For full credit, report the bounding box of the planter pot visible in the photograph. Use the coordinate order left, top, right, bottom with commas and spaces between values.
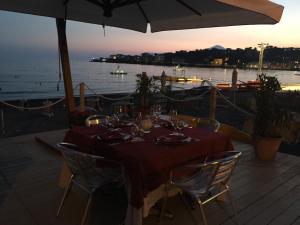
253, 136, 282, 161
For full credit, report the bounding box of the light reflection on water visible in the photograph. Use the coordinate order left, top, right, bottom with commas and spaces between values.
0, 59, 299, 100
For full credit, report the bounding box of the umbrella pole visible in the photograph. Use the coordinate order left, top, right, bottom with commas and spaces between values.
56, 18, 75, 114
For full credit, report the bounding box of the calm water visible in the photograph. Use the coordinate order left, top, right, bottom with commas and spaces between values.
0, 59, 299, 100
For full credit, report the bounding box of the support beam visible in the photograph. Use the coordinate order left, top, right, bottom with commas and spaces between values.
56, 18, 76, 113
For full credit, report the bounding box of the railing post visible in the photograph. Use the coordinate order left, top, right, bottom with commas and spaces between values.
210, 87, 217, 120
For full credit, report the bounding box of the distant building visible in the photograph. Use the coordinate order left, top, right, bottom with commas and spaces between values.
211, 58, 223, 66
172, 58, 186, 65
246, 62, 258, 69
133, 55, 141, 63
153, 54, 165, 64
109, 55, 117, 60
141, 53, 154, 64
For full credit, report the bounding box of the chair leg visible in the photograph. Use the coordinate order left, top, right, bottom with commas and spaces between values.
179, 192, 192, 212
179, 193, 198, 225
81, 194, 93, 225
227, 191, 240, 225
198, 201, 208, 225
158, 190, 169, 224
57, 174, 74, 217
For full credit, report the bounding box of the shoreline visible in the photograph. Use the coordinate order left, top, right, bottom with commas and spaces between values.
91, 61, 300, 72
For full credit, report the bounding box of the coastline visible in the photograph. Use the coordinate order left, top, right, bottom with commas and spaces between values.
91, 61, 300, 72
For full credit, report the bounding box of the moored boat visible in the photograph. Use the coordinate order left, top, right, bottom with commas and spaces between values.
216, 80, 260, 91
294, 71, 300, 76
110, 71, 127, 75
153, 75, 202, 82
110, 65, 127, 75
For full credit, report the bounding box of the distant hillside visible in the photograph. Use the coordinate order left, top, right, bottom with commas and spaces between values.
209, 45, 226, 50
92, 46, 300, 71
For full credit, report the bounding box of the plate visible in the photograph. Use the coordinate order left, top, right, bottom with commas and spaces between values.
155, 134, 191, 145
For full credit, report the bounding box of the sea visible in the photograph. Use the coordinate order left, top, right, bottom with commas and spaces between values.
0, 59, 300, 101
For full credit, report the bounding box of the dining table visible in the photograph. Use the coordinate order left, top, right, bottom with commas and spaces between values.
62, 119, 233, 225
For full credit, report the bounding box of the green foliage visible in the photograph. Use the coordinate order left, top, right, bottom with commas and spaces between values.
135, 73, 159, 107
254, 74, 291, 137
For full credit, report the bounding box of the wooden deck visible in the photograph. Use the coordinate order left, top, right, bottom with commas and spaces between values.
0, 130, 299, 225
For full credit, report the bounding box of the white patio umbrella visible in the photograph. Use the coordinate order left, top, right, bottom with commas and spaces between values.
0, 0, 284, 112
0, 2, 285, 223
0, 0, 283, 33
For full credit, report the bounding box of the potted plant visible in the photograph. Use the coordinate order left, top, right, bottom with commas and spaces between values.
253, 74, 291, 160
135, 72, 158, 115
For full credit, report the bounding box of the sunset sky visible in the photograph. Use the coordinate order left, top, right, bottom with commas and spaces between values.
0, 0, 299, 60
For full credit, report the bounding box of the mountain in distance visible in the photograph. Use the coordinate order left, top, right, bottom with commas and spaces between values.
209, 45, 226, 50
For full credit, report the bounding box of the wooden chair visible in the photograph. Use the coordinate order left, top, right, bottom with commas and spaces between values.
196, 117, 220, 132
218, 123, 252, 144
175, 115, 199, 128
175, 115, 220, 131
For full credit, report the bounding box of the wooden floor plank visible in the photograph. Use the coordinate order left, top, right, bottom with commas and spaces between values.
0, 130, 300, 225
292, 217, 300, 225
245, 185, 300, 225
222, 174, 300, 225
268, 199, 300, 225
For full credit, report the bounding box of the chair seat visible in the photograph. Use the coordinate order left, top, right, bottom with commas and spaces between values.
160, 151, 241, 225
74, 169, 123, 192
173, 169, 214, 198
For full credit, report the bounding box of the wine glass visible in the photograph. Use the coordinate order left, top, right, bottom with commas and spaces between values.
104, 115, 111, 127
136, 112, 143, 126
175, 120, 185, 131
169, 109, 178, 125
152, 104, 161, 122
111, 114, 120, 128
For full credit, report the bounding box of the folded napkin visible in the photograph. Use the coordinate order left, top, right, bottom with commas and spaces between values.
97, 131, 130, 144
155, 133, 191, 145
159, 120, 174, 129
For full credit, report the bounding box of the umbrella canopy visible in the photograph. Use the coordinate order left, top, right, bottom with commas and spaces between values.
0, 0, 283, 33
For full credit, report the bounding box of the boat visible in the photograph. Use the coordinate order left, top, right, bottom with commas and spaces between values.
216, 80, 261, 91
173, 65, 186, 76
293, 71, 300, 76
110, 71, 127, 75
110, 65, 127, 75
153, 75, 202, 83
173, 65, 185, 72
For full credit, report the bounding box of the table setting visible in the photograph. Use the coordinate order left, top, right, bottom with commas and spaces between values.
83, 109, 197, 147
63, 110, 234, 225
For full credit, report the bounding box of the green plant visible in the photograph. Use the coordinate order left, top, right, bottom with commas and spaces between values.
135, 72, 158, 107
254, 74, 291, 138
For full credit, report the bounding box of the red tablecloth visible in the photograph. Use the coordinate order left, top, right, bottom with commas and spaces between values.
64, 125, 233, 208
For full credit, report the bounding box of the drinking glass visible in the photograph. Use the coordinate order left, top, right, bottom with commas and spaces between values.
136, 112, 143, 126
169, 109, 177, 122
104, 115, 111, 127
111, 114, 120, 127
152, 104, 161, 122
176, 120, 185, 131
